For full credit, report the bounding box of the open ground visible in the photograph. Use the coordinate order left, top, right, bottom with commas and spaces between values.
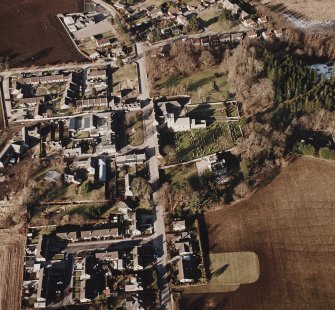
0, 233, 25, 310
181, 156, 335, 309
0, 0, 87, 68
262, 0, 335, 23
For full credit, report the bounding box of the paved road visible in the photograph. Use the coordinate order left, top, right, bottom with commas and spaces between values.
136, 42, 171, 310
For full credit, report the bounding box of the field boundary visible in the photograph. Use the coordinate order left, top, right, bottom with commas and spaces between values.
56, 14, 91, 61
0, 77, 7, 130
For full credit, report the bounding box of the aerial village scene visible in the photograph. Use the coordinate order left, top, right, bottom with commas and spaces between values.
0, 0, 335, 310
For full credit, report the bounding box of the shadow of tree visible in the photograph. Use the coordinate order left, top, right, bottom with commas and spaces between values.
211, 263, 229, 277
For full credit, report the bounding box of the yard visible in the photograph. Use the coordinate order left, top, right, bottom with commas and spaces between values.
186, 104, 226, 122
163, 163, 200, 188
198, 7, 239, 33
173, 123, 234, 163
155, 68, 230, 104
181, 156, 335, 309
112, 63, 138, 92
31, 165, 106, 203
125, 111, 145, 147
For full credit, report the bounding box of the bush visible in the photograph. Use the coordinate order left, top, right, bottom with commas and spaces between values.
319, 147, 335, 160
293, 142, 316, 156
81, 180, 92, 193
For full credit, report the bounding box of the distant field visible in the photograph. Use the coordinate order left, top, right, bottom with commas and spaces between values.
262, 0, 335, 22
0, 233, 25, 310
209, 252, 259, 286
181, 156, 335, 309
0, 0, 86, 68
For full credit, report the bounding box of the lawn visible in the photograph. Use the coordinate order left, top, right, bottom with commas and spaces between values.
128, 120, 144, 147
198, 7, 238, 33
31, 165, 105, 202
186, 103, 227, 122
181, 156, 335, 309
228, 122, 242, 141
125, 111, 145, 147
131, 0, 165, 9
74, 131, 91, 139
209, 252, 259, 285
173, 123, 234, 162
185, 102, 240, 122
155, 68, 230, 104
112, 63, 138, 92
163, 163, 200, 188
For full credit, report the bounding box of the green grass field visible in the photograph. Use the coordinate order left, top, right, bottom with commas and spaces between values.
198, 8, 238, 33
163, 163, 200, 188
186, 104, 227, 122
112, 63, 138, 91
209, 252, 260, 285
155, 68, 230, 103
174, 123, 233, 162
128, 119, 144, 146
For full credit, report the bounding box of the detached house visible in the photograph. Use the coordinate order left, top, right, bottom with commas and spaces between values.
96, 37, 111, 48
247, 30, 257, 39
262, 30, 273, 40
274, 29, 283, 38
242, 18, 256, 28
257, 16, 268, 24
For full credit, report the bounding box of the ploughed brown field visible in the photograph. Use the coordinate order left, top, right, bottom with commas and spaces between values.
181, 156, 335, 310
0, 234, 25, 310
262, 0, 335, 22
0, 0, 86, 68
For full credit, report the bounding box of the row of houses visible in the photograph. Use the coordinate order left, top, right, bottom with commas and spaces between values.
22, 224, 148, 308
170, 220, 199, 284
56, 227, 120, 241
16, 74, 72, 86
185, 27, 284, 50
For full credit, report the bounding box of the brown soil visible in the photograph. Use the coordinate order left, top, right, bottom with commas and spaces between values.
0, 0, 87, 68
263, 0, 335, 22
0, 224, 25, 310
181, 156, 335, 310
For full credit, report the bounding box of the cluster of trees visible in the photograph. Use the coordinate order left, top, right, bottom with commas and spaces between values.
147, 41, 226, 96
157, 169, 245, 216
262, 53, 335, 129
227, 41, 274, 115
256, 3, 335, 60
263, 53, 318, 103
293, 142, 335, 160
130, 177, 152, 209
231, 42, 335, 187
